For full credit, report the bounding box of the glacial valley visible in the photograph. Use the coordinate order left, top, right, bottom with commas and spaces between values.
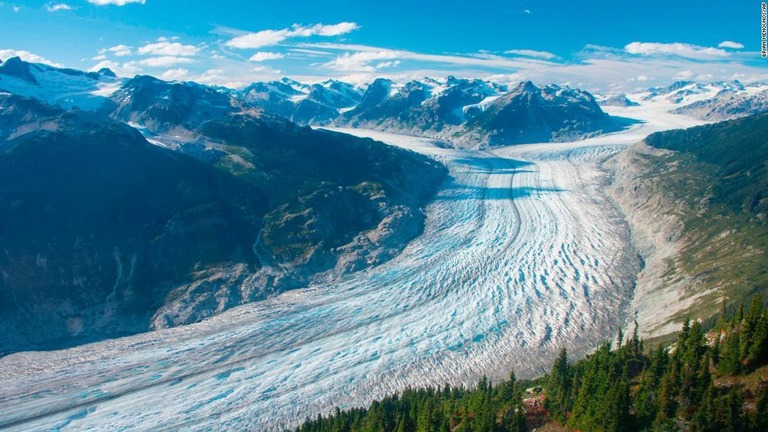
0, 102, 707, 431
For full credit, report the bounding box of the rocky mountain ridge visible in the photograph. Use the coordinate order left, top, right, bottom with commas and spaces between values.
0, 75, 446, 353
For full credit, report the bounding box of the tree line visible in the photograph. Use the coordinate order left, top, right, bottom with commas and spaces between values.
294, 296, 768, 432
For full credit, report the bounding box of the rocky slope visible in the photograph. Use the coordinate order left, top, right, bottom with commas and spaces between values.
0, 86, 446, 353
631, 79, 768, 121
1, 57, 633, 147
606, 113, 768, 338
241, 78, 362, 124
0, 93, 266, 351
0, 56, 120, 110
462, 81, 629, 146
336, 79, 629, 147
599, 94, 639, 107
672, 89, 768, 121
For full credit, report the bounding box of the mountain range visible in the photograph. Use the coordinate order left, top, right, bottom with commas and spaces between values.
1, 57, 632, 147
2, 55, 768, 353
601, 80, 768, 121
0, 58, 446, 353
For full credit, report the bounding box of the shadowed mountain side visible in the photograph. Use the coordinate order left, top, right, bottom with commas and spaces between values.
0, 93, 447, 354
0, 94, 267, 353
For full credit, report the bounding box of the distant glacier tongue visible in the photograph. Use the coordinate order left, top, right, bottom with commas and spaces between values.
0, 127, 642, 431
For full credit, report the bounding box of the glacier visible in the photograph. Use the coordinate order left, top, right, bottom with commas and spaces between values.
0, 103, 705, 431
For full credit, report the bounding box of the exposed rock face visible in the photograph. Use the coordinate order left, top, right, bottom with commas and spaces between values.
605, 142, 694, 338
241, 78, 362, 124
0, 56, 119, 110
463, 82, 627, 146
606, 113, 768, 339
109, 75, 240, 133
0, 56, 38, 85
599, 94, 639, 107
632, 79, 768, 122
336, 79, 628, 147
2, 57, 632, 148
672, 90, 768, 121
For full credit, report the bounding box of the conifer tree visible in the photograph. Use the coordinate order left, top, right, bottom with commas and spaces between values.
545, 347, 571, 421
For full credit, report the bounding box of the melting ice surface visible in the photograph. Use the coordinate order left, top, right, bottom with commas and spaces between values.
0, 105, 704, 431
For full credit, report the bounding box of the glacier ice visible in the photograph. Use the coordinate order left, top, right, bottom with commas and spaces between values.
0, 103, 705, 431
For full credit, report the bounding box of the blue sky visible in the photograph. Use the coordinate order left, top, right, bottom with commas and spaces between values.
1, 0, 765, 91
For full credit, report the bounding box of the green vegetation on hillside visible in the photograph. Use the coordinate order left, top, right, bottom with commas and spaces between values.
0, 93, 447, 353
297, 296, 768, 432
645, 113, 768, 218
639, 113, 768, 321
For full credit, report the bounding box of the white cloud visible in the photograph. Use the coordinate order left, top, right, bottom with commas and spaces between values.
375, 60, 401, 69
12, 5, 19, 12
88, 59, 119, 72
287, 48, 333, 57
313, 43, 555, 73
87, 0, 145, 5
227, 30, 286, 49
523, 9, 531, 14
673, 70, 694, 80
88, 59, 141, 76
324, 50, 399, 72
624, 42, 728, 60
46, 3, 72, 11
138, 41, 198, 56
198, 68, 224, 80
505, 49, 557, 60
718, 40, 744, 49
0, 49, 62, 67
627, 75, 652, 82
92, 54, 107, 61
193, 68, 243, 88
160, 68, 188, 80
137, 56, 194, 67
225, 22, 359, 49
297, 22, 359, 37
103, 44, 132, 57
248, 52, 284, 62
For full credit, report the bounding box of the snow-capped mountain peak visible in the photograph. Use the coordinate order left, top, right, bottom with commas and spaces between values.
0, 56, 123, 110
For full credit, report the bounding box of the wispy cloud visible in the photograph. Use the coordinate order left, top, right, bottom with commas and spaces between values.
137, 56, 195, 67
624, 42, 729, 60
87, 0, 145, 5
192, 68, 246, 88
310, 43, 556, 73
0, 49, 62, 67
102, 44, 132, 57
504, 49, 557, 60
160, 68, 189, 80
718, 40, 744, 49
673, 70, 694, 80
287, 48, 333, 57
248, 52, 284, 62
225, 22, 359, 49
138, 40, 198, 57
323, 50, 399, 72
45, 3, 72, 12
